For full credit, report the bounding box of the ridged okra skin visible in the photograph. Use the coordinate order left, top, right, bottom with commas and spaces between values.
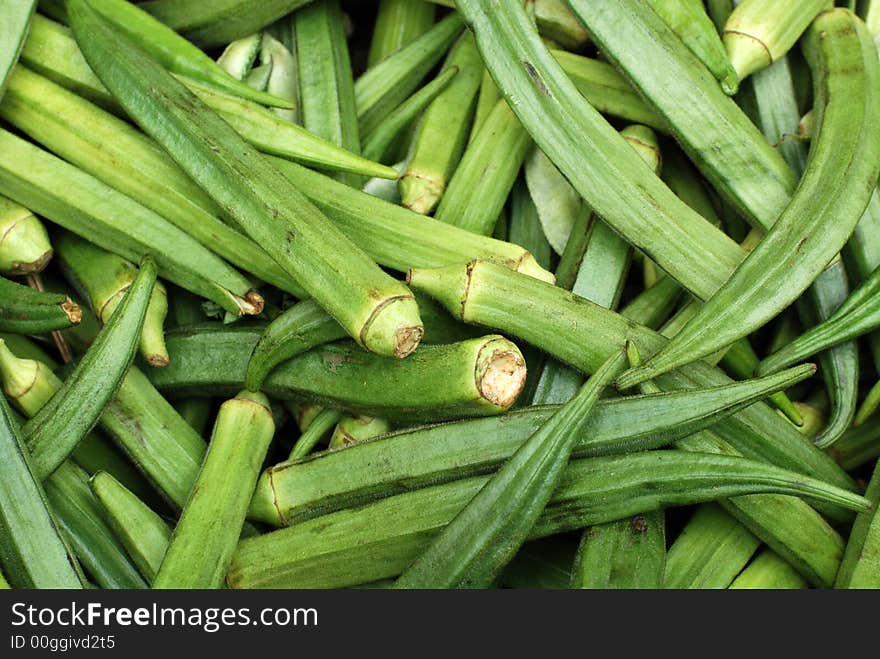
67, 0, 425, 360
153, 391, 275, 589
152, 327, 527, 424
368, 0, 435, 67
0, 276, 81, 334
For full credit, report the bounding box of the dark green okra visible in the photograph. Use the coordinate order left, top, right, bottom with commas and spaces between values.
152, 327, 527, 424
154, 391, 274, 589
23, 257, 157, 479
400, 32, 483, 215
0, 194, 52, 275
249, 363, 817, 526
0, 275, 81, 334
90, 471, 171, 583
0, 393, 81, 589
290, 408, 342, 460
294, 0, 361, 186
68, 0, 424, 359
141, 0, 313, 48
394, 351, 627, 589
229, 451, 867, 589
368, 0, 435, 67
56, 232, 169, 368
619, 11, 880, 389
729, 550, 807, 589
355, 12, 465, 137
663, 504, 760, 589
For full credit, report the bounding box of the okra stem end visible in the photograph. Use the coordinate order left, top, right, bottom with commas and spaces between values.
475, 337, 527, 409
360, 295, 424, 358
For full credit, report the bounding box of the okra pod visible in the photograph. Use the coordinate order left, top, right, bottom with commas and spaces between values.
728, 550, 807, 589
523, 149, 582, 257
664, 504, 760, 589
433, 99, 531, 235
294, 0, 361, 186
567, 0, 798, 233
329, 415, 391, 450
141, 0, 313, 48
723, 0, 832, 83
0, 195, 52, 275
368, 0, 435, 67
0, 130, 261, 317
153, 328, 527, 424
0, 394, 81, 589
394, 350, 627, 589
216, 33, 262, 81
22, 256, 156, 479
835, 458, 880, 588
0, 275, 81, 334
646, 0, 738, 94
399, 32, 483, 215
90, 471, 171, 583
265, 157, 555, 283
355, 12, 465, 138
260, 34, 298, 123
56, 233, 169, 368
0, 0, 35, 100
290, 408, 342, 460
229, 450, 867, 589
249, 363, 817, 526
361, 66, 458, 164
154, 391, 274, 589
830, 422, 880, 472
68, 0, 424, 359
618, 11, 880, 389
45, 460, 146, 589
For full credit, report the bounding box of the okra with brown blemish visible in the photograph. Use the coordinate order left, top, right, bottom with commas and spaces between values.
399, 32, 483, 215
0, 275, 81, 334
56, 232, 169, 368
248, 363, 818, 527
0, 195, 52, 275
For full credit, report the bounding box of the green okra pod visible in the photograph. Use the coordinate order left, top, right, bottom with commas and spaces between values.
329, 415, 391, 450
56, 232, 169, 368
399, 32, 483, 215
153, 328, 527, 424
433, 99, 531, 235
141, 0, 313, 48
0, 394, 81, 589
355, 12, 464, 138
0, 275, 81, 334
242, 62, 272, 91
361, 65, 458, 164
45, 460, 146, 589
216, 33, 262, 81
523, 149, 582, 257
368, 0, 435, 67
249, 363, 817, 527
0, 195, 52, 275
264, 157, 555, 283
289, 408, 342, 460
618, 10, 880, 390
22, 256, 156, 479
230, 450, 867, 589
835, 457, 880, 588
663, 504, 760, 589
260, 34, 298, 123
0, 0, 35, 101
830, 422, 880, 472
294, 0, 361, 186
154, 391, 274, 589
90, 471, 171, 583
68, 0, 424, 359
470, 69, 499, 143
571, 513, 665, 590
728, 550, 807, 589
0, 130, 262, 317
394, 350, 627, 589
61, 0, 293, 108
646, 0, 738, 94
723, 0, 832, 83
567, 0, 798, 234
620, 277, 685, 332
551, 51, 666, 131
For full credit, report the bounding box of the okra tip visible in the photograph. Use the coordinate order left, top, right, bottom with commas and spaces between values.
722, 30, 771, 83
360, 295, 424, 358
516, 254, 556, 284
61, 297, 83, 325
475, 336, 527, 410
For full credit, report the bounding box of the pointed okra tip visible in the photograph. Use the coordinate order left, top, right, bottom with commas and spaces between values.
475, 336, 527, 410
360, 295, 424, 358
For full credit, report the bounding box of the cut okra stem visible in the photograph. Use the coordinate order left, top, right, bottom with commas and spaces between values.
0, 276, 81, 334
399, 32, 483, 215
153, 391, 275, 589
56, 232, 169, 368
0, 195, 52, 275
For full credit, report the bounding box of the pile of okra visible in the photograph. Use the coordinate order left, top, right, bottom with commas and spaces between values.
1, 0, 879, 591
